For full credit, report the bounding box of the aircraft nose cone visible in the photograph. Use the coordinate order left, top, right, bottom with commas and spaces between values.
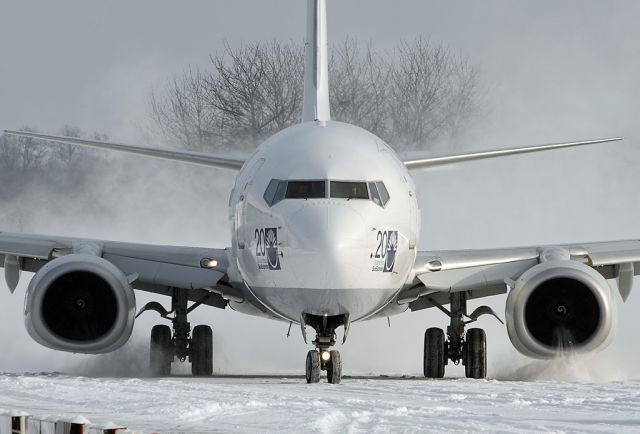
289, 202, 366, 288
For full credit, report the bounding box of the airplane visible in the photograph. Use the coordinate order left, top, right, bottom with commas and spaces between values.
0, 0, 634, 384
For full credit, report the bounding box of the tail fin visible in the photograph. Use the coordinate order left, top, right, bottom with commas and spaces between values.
302, 0, 331, 122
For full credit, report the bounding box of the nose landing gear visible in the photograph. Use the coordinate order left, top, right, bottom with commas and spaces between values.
303, 314, 345, 384
423, 293, 500, 379
305, 347, 342, 384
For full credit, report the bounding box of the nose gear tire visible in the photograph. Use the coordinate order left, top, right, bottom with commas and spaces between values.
306, 350, 321, 383
327, 350, 342, 384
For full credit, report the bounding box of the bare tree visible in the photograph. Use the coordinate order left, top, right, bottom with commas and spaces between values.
148, 41, 304, 153
205, 41, 304, 150
149, 68, 213, 151
329, 39, 390, 139
0, 127, 49, 171
147, 37, 483, 153
0, 126, 109, 199
388, 38, 481, 150
53, 125, 86, 168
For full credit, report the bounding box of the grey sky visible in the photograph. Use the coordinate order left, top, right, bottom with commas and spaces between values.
1, 1, 639, 143
1, 1, 640, 376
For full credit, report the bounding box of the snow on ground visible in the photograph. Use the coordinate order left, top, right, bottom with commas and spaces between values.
0, 373, 639, 433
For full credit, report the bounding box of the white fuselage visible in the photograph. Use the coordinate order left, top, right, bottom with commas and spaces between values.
226, 121, 420, 323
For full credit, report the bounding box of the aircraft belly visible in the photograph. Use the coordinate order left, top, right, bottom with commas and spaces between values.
249, 286, 398, 322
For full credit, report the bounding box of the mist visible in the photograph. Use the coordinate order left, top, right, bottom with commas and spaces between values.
1, 0, 640, 381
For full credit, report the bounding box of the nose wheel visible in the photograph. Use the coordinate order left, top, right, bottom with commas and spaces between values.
303, 314, 345, 384
326, 350, 342, 384
305, 349, 342, 384
305, 350, 321, 383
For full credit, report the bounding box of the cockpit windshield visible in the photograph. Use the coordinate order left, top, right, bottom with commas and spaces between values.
264, 179, 390, 207
286, 181, 326, 199
330, 181, 369, 199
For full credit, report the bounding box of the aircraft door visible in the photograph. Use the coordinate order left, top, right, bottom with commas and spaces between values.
235, 196, 246, 249
408, 190, 418, 250
235, 158, 265, 250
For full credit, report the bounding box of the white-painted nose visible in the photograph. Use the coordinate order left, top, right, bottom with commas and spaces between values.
287, 202, 367, 288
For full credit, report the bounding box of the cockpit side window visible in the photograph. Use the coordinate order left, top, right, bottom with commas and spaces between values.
263, 179, 281, 206
330, 181, 369, 199
368, 182, 382, 206
264, 179, 288, 206
274, 180, 287, 203
285, 181, 326, 199
375, 181, 390, 206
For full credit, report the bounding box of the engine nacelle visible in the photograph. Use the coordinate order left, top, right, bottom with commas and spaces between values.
506, 260, 615, 359
24, 254, 136, 354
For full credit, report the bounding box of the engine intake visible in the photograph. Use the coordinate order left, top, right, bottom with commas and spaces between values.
506, 260, 615, 358
25, 254, 136, 354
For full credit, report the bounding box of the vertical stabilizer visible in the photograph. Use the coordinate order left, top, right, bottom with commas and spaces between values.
302, 0, 330, 122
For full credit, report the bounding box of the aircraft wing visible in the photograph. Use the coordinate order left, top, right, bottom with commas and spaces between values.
2, 130, 246, 171
0, 231, 241, 309
401, 137, 622, 170
398, 239, 640, 312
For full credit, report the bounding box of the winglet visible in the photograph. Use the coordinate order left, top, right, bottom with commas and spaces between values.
302, 0, 331, 122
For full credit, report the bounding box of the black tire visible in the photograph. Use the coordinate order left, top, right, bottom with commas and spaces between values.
465, 328, 487, 379
191, 325, 213, 376
423, 327, 446, 378
150, 325, 172, 377
305, 350, 321, 383
327, 350, 342, 384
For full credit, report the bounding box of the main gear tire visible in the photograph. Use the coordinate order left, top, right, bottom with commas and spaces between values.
191, 325, 213, 376
423, 327, 446, 378
150, 324, 173, 377
464, 328, 487, 379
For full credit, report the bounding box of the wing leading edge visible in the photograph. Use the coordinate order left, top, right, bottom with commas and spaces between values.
399, 239, 640, 313
2, 130, 246, 171
0, 231, 241, 308
402, 137, 623, 170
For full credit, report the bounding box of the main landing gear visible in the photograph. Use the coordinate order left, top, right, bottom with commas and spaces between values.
303, 314, 345, 384
139, 287, 213, 377
423, 293, 501, 379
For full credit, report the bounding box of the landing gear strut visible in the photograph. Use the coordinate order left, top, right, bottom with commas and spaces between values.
423, 293, 499, 379
141, 287, 213, 377
303, 314, 345, 384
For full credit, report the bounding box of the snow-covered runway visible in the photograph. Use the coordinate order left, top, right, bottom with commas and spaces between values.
1, 373, 639, 433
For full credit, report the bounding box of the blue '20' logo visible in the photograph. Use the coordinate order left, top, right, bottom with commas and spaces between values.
374, 230, 398, 273
255, 228, 281, 270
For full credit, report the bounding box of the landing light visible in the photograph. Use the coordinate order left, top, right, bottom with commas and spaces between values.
200, 258, 218, 269
425, 260, 443, 272
321, 351, 331, 361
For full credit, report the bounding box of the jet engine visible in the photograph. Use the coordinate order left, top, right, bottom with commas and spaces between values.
505, 260, 615, 358
24, 254, 136, 354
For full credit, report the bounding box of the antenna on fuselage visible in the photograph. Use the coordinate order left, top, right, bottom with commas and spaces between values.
302, 0, 331, 123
